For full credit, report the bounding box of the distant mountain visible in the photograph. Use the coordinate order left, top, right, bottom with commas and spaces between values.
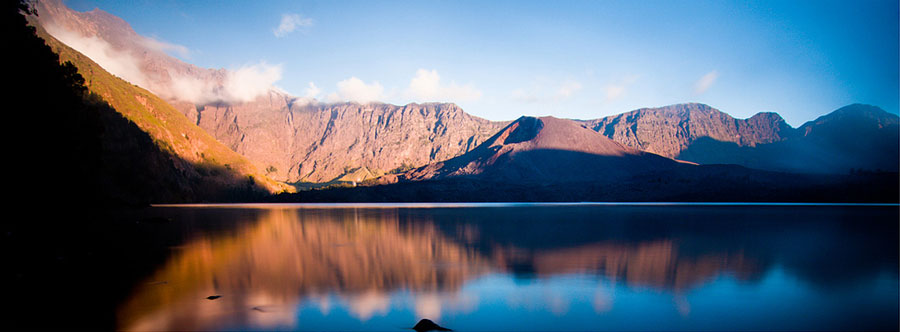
281, 115, 897, 203
585, 103, 898, 174
582, 103, 794, 160
33, 0, 897, 188
791, 104, 899, 173
35, 0, 508, 184
388, 116, 679, 183
180, 100, 506, 183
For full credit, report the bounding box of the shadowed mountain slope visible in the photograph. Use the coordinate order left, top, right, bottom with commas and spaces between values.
277, 116, 897, 203
586, 103, 898, 174
28, 14, 289, 201
582, 103, 795, 159
676, 104, 899, 173
391, 116, 680, 183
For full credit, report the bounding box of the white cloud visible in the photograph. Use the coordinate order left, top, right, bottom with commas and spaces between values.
224, 62, 283, 102
327, 77, 384, 103
139, 36, 191, 59
303, 82, 321, 99
602, 74, 640, 102
166, 61, 283, 105
45, 23, 150, 89
511, 79, 583, 103
46, 21, 284, 106
511, 88, 540, 103
555, 80, 582, 99
273, 13, 313, 37
604, 85, 626, 101
169, 73, 216, 104
405, 69, 482, 102
694, 70, 719, 95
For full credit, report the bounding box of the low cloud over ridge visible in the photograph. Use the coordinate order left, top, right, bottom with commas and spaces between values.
327, 77, 385, 103
405, 69, 481, 102
44, 22, 284, 106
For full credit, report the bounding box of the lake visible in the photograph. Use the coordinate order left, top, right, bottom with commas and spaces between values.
116, 204, 898, 331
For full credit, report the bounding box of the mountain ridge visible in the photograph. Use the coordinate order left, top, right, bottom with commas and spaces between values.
581, 103, 796, 159
176, 99, 508, 183
34, 0, 899, 187
385, 116, 679, 184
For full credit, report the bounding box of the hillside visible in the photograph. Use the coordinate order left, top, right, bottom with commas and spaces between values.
29, 18, 289, 202
278, 116, 897, 203
585, 103, 899, 174
31, 0, 898, 186
179, 100, 507, 183
389, 116, 679, 183
34, 0, 507, 184
582, 103, 794, 160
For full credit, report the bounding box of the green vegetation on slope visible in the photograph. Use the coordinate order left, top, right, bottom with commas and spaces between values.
26, 16, 291, 203
6, 1, 289, 205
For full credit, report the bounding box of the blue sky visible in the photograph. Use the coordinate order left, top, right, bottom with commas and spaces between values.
65, 0, 898, 126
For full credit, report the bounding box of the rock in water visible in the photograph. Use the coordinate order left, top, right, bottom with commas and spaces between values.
412, 319, 452, 332
206, 295, 221, 300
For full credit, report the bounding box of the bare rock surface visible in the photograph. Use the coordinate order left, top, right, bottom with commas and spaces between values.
396, 116, 679, 183
582, 103, 794, 159
181, 100, 507, 183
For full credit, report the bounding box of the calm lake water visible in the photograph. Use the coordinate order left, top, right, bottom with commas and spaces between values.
118, 204, 898, 331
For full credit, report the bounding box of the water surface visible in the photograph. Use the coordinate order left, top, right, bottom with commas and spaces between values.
119, 204, 898, 331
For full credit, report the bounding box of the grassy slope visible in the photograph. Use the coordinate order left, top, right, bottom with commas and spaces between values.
32, 23, 290, 195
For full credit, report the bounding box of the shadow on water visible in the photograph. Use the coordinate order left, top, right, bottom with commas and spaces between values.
109, 205, 897, 331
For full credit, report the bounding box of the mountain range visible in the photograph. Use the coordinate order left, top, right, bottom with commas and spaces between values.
23, 0, 900, 203
387, 116, 680, 183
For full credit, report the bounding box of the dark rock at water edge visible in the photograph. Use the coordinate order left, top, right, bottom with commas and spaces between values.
413, 318, 452, 332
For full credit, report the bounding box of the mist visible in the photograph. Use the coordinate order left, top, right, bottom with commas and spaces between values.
43, 23, 282, 106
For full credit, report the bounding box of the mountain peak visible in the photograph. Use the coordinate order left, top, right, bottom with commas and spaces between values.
800, 104, 898, 137
398, 116, 676, 183
819, 104, 897, 122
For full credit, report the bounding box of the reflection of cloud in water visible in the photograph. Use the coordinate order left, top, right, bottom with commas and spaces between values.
674, 295, 691, 317
118, 208, 763, 330
315, 295, 332, 315
347, 291, 390, 321
413, 292, 480, 321
545, 290, 570, 316
593, 286, 613, 313
119, 209, 493, 330
416, 294, 442, 320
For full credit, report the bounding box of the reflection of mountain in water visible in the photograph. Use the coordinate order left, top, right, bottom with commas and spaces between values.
120, 206, 897, 330
513, 241, 759, 291
120, 209, 492, 330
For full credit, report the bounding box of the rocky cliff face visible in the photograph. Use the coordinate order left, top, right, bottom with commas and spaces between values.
583, 103, 795, 160
393, 116, 680, 183
584, 103, 898, 174
175, 99, 507, 183
37, 0, 507, 184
